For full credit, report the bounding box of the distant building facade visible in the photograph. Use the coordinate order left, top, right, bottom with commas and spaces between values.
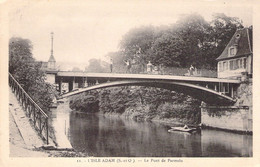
37, 55, 57, 71
48, 54, 56, 69
217, 27, 253, 79
35, 54, 58, 84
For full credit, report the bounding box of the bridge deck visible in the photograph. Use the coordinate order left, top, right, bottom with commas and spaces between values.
57, 71, 240, 84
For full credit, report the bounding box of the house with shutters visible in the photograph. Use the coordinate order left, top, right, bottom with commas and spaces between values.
216, 27, 253, 79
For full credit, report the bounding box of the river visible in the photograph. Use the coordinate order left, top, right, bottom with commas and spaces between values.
51, 101, 252, 157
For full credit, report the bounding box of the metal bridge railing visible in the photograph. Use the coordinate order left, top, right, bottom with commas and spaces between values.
9, 73, 49, 144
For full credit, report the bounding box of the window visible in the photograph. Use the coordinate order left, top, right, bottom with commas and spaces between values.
218, 62, 222, 72
239, 59, 243, 69
243, 58, 247, 69
230, 48, 235, 55
235, 59, 239, 69
229, 60, 233, 70
229, 47, 237, 57
223, 61, 227, 71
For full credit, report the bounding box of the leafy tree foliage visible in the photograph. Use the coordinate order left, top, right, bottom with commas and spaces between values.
69, 91, 99, 112
119, 13, 244, 70
72, 67, 83, 72
120, 26, 155, 72
85, 58, 109, 73
9, 38, 34, 74
120, 26, 155, 58
70, 86, 201, 124
150, 33, 183, 67
9, 37, 57, 111
173, 14, 210, 67
206, 13, 244, 68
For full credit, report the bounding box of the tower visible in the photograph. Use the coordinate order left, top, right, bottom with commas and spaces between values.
48, 32, 56, 69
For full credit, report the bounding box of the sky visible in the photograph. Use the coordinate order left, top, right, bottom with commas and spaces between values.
8, 0, 253, 68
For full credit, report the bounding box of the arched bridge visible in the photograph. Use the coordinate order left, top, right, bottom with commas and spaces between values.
61, 80, 236, 105
49, 72, 241, 106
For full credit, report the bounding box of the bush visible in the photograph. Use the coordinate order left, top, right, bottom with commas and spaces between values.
69, 91, 99, 112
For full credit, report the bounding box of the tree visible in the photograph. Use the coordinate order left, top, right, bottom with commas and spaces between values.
206, 13, 244, 68
9, 37, 34, 74
150, 33, 183, 67
173, 13, 211, 67
72, 67, 82, 72
119, 13, 245, 71
85, 58, 109, 73
120, 26, 156, 72
9, 37, 57, 111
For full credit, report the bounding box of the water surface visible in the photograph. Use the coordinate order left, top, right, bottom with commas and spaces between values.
53, 102, 252, 157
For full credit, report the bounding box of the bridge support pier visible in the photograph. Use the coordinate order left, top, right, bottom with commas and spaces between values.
59, 78, 63, 94
201, 104, 252, 133
78, 77, 85, 88
69, 81, 73, 92
83, 77, 88, 87
69, 77, 76, 92
231, 85, 234, 98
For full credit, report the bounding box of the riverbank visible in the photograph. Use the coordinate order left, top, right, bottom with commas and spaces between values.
9, 88, 86, 157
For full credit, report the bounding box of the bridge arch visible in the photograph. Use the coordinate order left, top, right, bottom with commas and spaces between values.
61, 80, 235, 105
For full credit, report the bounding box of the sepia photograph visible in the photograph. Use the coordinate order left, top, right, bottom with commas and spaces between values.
1, 0, 259, 166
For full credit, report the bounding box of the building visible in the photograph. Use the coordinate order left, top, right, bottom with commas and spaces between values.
216, 27, 253, 79
48, 54, 56, 69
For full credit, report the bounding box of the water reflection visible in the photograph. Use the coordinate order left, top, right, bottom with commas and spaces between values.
201, 129, 252, 157
65, 112, 252, 157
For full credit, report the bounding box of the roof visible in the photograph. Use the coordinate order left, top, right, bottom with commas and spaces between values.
48, 54, 56, 62
216, 28, 253, 61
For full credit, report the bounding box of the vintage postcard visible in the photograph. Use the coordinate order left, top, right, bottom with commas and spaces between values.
0, 0, 260, 166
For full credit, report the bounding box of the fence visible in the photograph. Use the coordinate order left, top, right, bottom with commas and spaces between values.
101, 63, 217, 77
9, 73, 49, 144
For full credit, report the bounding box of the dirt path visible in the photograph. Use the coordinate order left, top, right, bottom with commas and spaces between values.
9, 87, 50, 157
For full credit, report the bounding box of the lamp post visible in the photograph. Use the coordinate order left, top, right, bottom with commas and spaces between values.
51, 32, 54, 58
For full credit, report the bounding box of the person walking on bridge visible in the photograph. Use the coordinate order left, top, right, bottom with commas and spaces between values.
189, 65, 195, 76
124, 60, 131, 73
110, 58, 113, 73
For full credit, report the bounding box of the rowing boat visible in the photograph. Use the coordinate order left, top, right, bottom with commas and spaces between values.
168, 127, 196, 133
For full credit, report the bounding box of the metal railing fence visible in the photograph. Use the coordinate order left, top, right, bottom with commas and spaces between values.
9, 73, 49, 144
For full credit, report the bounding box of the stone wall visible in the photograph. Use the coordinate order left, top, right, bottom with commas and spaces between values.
235, 81, 252, 107
201, 106, 252, 132
201, 81, 252, 132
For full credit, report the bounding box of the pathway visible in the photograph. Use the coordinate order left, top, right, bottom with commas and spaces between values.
9, 88, 49, 157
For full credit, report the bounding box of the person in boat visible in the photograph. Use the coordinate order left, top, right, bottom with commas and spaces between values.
183, 124, 189, 129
